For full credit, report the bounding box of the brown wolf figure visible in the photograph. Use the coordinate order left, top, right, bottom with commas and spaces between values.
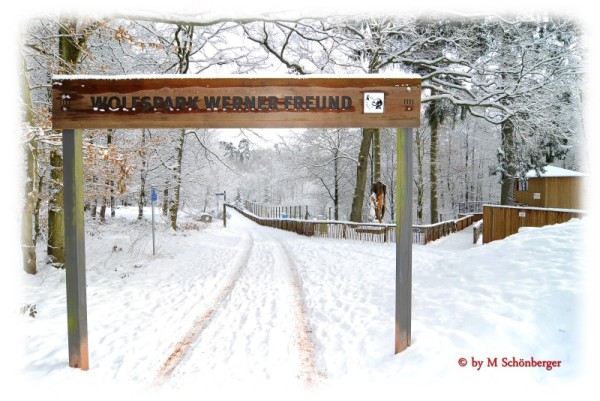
371, 181, 387, 223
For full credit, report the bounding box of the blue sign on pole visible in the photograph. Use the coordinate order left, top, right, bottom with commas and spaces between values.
151, 187, 158, 202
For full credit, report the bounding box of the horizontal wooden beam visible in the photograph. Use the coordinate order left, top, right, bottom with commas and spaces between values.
52, 75, 421, 129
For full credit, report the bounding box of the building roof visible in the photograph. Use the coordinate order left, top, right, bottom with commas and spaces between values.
526, 165, 587, 178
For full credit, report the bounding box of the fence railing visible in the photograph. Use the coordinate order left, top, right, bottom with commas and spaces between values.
243, 200, 311, 220
458, 201, 500, 215
412, 215, 474, 244
228, 203, 474, 245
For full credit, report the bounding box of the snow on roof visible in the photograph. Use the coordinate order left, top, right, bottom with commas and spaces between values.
526, 165, 587, 178
486, 204, 587, 214
52, 72, 422, 81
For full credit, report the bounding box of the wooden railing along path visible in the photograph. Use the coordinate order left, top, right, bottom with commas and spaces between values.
458, 201, 500, 215
227, 203, 474, 245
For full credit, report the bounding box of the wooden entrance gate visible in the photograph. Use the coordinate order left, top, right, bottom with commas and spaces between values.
52, 75, 421, 369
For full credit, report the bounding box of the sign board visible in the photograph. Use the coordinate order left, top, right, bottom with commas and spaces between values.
52, 75, 421, 129
519, 211, 526, 218
151, 187, 158, 202
215, 192, 225, 196
533, 192, 541, 200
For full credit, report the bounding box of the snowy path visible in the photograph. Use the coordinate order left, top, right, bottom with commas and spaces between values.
426, 222, 479, 251
152, 231, 254, 385
17, 208, 588, 398
155, 210, 320, 390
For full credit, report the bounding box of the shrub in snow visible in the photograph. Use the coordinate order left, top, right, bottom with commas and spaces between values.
20, 303, 37, 318
178, 222, 207, 231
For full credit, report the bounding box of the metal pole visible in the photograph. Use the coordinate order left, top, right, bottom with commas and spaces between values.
395, 127, 413, 354
222, 191, 227, 227
62, 129, 89, 370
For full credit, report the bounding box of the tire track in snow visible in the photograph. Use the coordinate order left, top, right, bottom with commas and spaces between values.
152, 232, 254, 387
269, 234, 325, 386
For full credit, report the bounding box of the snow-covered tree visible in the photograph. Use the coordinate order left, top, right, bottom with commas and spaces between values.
284, 129, 360, 220
19, 13, 585, 277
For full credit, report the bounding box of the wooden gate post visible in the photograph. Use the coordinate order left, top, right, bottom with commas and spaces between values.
62, 129, 89, 370
395, 127, 413, 354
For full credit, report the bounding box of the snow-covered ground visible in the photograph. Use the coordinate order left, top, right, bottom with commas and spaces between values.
9, 208, 595, 400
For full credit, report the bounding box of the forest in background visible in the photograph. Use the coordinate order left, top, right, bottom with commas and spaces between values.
19, 13, 586, 274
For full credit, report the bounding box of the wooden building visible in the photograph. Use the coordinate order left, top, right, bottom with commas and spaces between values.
515, 165, 587, 210
480, 166, 587, 243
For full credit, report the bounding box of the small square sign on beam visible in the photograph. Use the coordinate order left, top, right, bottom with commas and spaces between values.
364, 92, 385, 113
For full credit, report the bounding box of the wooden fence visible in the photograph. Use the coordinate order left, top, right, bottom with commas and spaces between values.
482, 204, 586, 244
411, 216, 474, 244
458, 201, 500, 214
244, 201, 310, 220
228, 204, 474, 245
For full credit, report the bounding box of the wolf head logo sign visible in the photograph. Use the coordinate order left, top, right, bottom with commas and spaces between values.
364, 93, 384, 113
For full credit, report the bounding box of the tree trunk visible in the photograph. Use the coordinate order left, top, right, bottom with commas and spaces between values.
91, 195, 97, 218
48, 148, 65, 264
350, 128, 375, 222
465, 130, 470, 203
47, 18, 85, 265
446, 128, 455, 214
169, 129, 186, 230
415, 129, 425, 224
138, 129, 148, 220
22, 143, 38, 275
162, 182, 169, 216
472, 148, 478, 201
477, 159, 484, 201
35, 169, 43, 240
99, 198, 107, 222
333, 147, 339, 220
167, 25, 194, 229
90, 174, 97, 218
138, 181, 146, 219
386, 131, 396, 223
21, 58, 38, 274
429, 101, 439, 223
107, 130, 115, 218
203, 187, 210, 213
373, 128, 381, 182
110, 181, 116, 217
500, 119, 517, 205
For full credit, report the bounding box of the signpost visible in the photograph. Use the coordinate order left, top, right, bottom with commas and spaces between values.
216, 191, 226, 227
52, 75, 421, 370
62, 128, 88, 370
